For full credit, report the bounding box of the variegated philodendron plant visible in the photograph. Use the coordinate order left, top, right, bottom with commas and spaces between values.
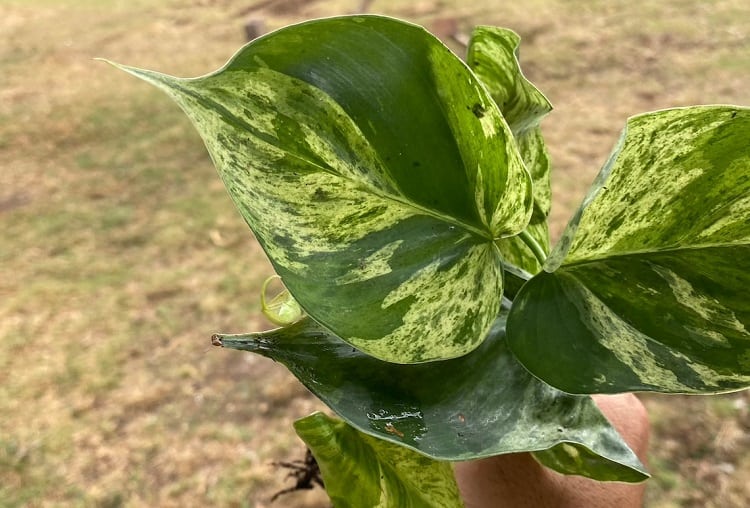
107, 15, 750, 507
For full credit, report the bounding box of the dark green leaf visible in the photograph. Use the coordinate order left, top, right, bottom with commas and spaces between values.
468, 26, 553, 274
508, 106, 750, 394
215, 311, 648, 482
107, 15, 534, 364
295, 412, 464, 508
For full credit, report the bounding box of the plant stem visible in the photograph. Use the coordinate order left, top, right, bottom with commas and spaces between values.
517, 229, 547, 266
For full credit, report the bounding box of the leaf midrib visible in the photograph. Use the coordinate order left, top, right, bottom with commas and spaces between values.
558, 240, 749, 270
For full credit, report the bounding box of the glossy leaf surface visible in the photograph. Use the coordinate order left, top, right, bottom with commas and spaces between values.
468, 26, 553, 274
295, 412, 464, 508
110, 15, 533, 363
215, 312, 648, 482
508, 106, 750, 394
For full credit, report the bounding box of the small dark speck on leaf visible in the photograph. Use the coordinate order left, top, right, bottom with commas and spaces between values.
731, 111, 738, 118
412, 160, 421, 167
472, 103, 486, 118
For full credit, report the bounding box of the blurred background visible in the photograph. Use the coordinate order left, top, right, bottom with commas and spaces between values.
1, 0, 749, 506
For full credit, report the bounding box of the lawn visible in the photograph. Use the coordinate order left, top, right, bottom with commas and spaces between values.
1, 0, 748, 506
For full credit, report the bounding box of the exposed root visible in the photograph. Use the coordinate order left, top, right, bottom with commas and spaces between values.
270, 448, 324, 503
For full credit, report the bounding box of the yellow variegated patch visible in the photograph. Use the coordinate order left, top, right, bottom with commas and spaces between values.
295, 413, 465, 508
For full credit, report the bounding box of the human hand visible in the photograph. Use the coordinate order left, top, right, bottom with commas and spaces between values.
454, 394, 650, 508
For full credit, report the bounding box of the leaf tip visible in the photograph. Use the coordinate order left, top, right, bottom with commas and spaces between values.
96, 58, 179, 92
94, 57, 135, 73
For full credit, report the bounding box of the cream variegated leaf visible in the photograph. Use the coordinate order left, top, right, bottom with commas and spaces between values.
508, 106, 750, 394
109, 15, 534, 363
295, 413, 465, 508
467, 27, 553, 275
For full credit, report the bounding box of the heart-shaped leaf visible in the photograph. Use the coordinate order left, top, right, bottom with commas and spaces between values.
468, 26, 553, 275
108, 15, 533, 364
295, 412, 464, 508
508, 106, 750, 394
214, 310, 648, 482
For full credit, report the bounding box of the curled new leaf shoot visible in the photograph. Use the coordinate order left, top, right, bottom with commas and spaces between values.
261, 275, 304, 326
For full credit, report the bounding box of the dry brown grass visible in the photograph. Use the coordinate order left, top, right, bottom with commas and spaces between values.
1, 0, 748, 506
